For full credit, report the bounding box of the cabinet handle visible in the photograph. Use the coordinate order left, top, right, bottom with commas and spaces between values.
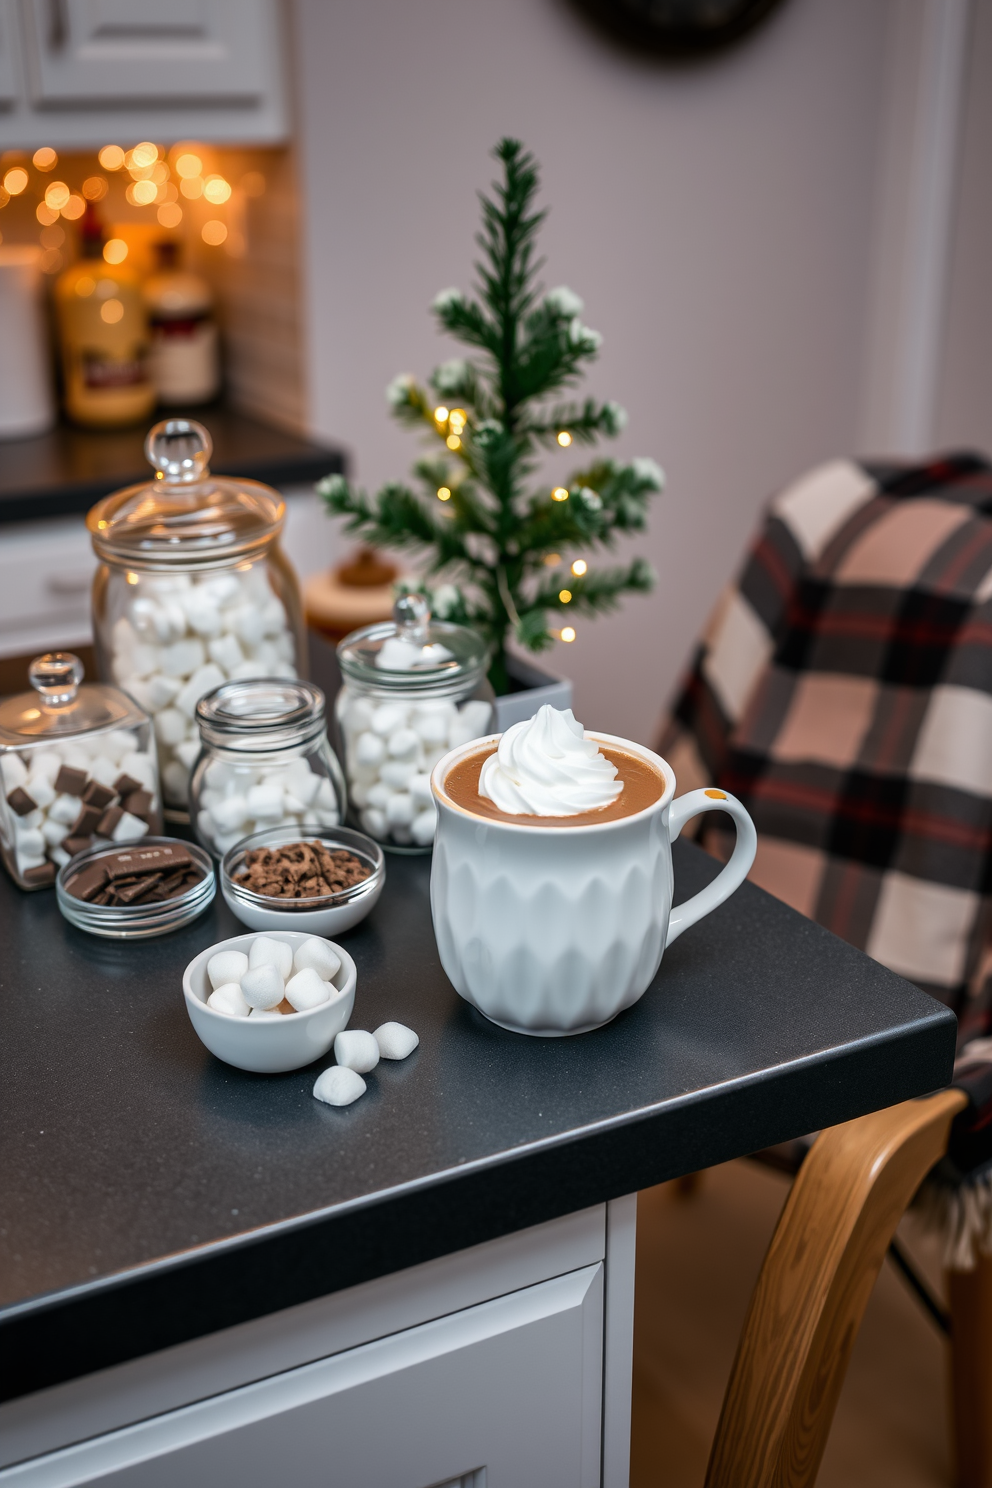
48, 0, 67, 51
45, 573, 91, 597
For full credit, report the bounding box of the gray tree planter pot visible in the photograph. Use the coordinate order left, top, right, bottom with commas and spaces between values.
491, 654, 572, 732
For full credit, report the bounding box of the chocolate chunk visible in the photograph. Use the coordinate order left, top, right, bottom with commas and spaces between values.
122, 789, 153, 820
82, 780, 117, 810
22, 861, 57, 887
104, 843, 191, 880
112, 773, 141, 799
54, 765, 88, 796
95, 805, 123, 837
65, 861, 109, 901
73, 804, 103, 837
63, 835, 94, 857
6, 786, 37, 817
116, 873, 162, 904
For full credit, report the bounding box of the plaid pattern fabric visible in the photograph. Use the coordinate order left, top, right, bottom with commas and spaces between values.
660, 453, 992, 1043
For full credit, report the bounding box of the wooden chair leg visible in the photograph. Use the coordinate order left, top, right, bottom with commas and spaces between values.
948, 1250, 992, 1488
705, 1088, 967, 1488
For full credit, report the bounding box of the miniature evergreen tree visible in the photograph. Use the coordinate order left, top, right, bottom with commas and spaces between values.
318, 138, 663, 696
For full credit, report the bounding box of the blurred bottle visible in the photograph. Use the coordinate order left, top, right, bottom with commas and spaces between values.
144, 241, 220, 405
54, 206, 155, 428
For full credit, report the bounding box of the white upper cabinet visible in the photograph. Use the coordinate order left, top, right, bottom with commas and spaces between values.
0, 0, 287, 146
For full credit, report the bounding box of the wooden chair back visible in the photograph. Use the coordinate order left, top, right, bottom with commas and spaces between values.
705, 1087, 967, 1488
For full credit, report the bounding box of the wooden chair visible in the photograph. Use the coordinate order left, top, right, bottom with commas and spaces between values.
677, 1088, 968, 1488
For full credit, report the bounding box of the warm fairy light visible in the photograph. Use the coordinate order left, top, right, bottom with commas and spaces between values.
44, 181, 70, 211
437, 486, 452, 501
446, 434, 461, 451
175, 152, 202, 179
201, 219, 228, 246
161, 181, 179, 203
3, 167, 28, 195
552, 486, 569, 502
241, 171, 266, 197
126, 571, 139, 584
571, 559, 587, 576
32, 147, 57, 172
543, 552, 561, 566
157, 202, 183, 229
558, 589, 572, 603
0, 190, 8, 209
203, 175, 232, 204
40, 224, 64, 248
179, 176, 203, 199
100, 298, 124, 324
61, 194, 84, 220
103, 238, 128, 264
74, 275, 95, 297
39, 248, 62, 274
98, 145, 125, 171
557, 431, 572, 447
560, 627, 576, 643
36, 202, 59, 225
434, 405, 449, 424
131, 141, 159, 169
82, 176, 108, 201
130, 178, 158, 205
449, 408, 467, 431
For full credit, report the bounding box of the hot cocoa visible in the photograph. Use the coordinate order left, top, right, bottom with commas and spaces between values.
442, 743, 665, 827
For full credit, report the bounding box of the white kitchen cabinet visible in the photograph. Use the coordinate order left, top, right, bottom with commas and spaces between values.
0, 0, 287, 148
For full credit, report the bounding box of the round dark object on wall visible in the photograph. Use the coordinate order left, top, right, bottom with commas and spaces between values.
571, 0, 787, 56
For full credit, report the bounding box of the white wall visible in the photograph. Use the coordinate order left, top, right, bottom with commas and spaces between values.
294, 0, 896, 742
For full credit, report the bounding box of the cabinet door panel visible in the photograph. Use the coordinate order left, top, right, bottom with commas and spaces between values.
23, 0, 272, 103
7, 1266, 604, 1488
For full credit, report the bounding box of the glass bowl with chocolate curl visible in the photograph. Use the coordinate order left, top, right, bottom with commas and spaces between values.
56, 838, 215, 938
220, 825, 385, 935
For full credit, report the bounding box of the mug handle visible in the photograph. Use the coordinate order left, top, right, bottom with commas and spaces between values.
665, 789, 757, 948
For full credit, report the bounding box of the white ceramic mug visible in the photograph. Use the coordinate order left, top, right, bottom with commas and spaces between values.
430, 732, 757, 1036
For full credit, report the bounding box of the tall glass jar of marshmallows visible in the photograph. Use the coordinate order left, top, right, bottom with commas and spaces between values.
335, 595, 494, 851
87, 418, 306, 819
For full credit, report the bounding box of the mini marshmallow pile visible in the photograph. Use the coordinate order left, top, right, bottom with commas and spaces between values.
109, 566, 297, 808
339, 694, 491, 846
313, 1021, 419, 1107
1, 730, 157, 883
195, 756, 339, 857
206, 934, 341, 1017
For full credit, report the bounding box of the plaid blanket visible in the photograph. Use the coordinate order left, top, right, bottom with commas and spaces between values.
660, 452, 992, 1044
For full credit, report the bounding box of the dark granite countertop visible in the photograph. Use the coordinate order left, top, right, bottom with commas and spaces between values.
0, 842, 955, 1401
0, 403, 346, 523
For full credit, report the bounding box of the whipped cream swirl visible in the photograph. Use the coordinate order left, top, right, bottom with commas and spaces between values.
478, 705, 623, 816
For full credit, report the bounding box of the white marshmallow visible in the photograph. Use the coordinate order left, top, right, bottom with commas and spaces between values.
27, 778, 56, 811
228, 605, 265, 647
155, 708, 187, 747
229, 659, 268, 681
240, 963, 284, 1010
87, 755, 120, 789
160, 637, 206, 678
143, 674, 182, 710
213, 827, 246, 854
128, 643, 161, 680
413, 711, 450, 745
200, 572, 241, 607
60, 745, 91, 772
361, 807, 387, 839
411, 806, 437, 846
250, 1008, 283, 1021
373, 1022, 419, 1060
175, 739, 201, 769
409, 773, 433, 806
210, 794, 249, 832
203, 758, 238, 792
208, 982, 251, 1017
15, 828, 45, 856
119, 751, 156, 789
50, 844, 71, 868
333, 1029, 379, 1073
112, 812, 149, 843
17, 851, 46, 873
182, 594, 224, 638
15, 808, 42, 830
387, 727, 419, 760
41, 817, 70, 846
293, 937, 341, 981
457, 699, 494, 735
1, 753, 28, 790
365, 781, 391, 809
385, 792, 415, 828
175, 663, 226, 718
49, 792, 83, 826
313, 1066, 366, 1106
285, 967, 331, 1011
27, 750, 62, 784
379, 759, 415, 789
371, 703, 408, 737
162, 760, 190, 804
207, 950, 249, 989
208, 632, 244, 672
248, 935, 294, 980
355, 731, 386, 767
343, 697, 375, 733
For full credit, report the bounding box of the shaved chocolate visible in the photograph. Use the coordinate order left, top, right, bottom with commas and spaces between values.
122, 789, 153, 820
63, 835, 93, 857
54, 765, 89, 796
82, 780, 117, 810
233, 840, 371, 900
6, 786, 37, 817
73, 804, 103, 837
112, 773, 141, 799
96, 805, 123, 837
22, 861, 57, 887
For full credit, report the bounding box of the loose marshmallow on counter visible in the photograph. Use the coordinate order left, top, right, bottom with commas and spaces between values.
313, 1066, 366, 1107
333, 1029, 379, 1074
373, 1022, 419, 1060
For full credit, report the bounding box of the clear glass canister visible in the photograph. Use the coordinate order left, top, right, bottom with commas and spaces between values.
87, 418, 306, 820
190, 678, 346, 859
0, 653, 162, 890
335, 595, 494, 852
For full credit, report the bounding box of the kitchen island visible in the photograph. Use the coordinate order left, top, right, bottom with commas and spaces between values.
0, 843, 955, 1485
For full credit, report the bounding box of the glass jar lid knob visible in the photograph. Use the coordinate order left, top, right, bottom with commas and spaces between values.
29, 652, 84, 709
145, 418, 213, 485
393, 590, 431, 642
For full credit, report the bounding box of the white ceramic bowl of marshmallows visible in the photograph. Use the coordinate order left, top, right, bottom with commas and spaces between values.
183, 930, 355, 1073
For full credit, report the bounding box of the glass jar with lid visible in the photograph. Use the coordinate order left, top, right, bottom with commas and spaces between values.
335, 595, 494, 852
0, 652, 162, 890
87, 418, 306, 820
189, 678, 346, 859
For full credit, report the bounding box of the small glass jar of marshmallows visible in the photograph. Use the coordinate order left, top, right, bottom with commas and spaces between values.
190, 677, 346, 858
335, 594, 493, 852
0, 652, 162, 890
87, 418, 306, 820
